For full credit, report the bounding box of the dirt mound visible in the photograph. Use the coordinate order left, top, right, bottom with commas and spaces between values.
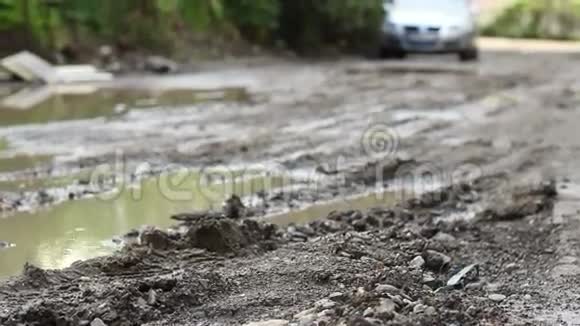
0, 178, 562, 325
5, 270, 230, 326
137, 215, 280, 255
187, 219, 246, 253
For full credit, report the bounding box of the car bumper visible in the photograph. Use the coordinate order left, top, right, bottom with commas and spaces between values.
382, 32, 475, 53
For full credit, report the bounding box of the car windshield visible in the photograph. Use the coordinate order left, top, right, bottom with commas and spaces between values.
392, 0, 467, 11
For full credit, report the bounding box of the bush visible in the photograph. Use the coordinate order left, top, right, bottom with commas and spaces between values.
223, 0, 280, 43
483, 0, 580, 40
0, 0, 386, 56
278, 0, 385, 54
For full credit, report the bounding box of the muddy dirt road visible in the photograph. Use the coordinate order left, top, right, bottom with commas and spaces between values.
1, 50, 580, 325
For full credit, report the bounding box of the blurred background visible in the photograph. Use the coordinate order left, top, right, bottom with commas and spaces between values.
0, 0, 577, 63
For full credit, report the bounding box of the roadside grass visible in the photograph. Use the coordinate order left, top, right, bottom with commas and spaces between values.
482, 0, 580, 41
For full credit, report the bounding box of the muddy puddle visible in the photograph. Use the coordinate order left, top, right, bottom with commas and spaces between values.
267, 189, 415, 226
0, 172, 83, 192
0, 138, 7, 151
0, 154, 53, 174
0, 169, 287, 278
0, 85, 249, 126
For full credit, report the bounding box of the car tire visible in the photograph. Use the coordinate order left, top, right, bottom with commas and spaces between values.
458, 47, 479, 62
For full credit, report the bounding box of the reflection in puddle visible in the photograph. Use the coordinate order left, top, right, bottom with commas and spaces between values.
0, 138, 7, 151
267, 176, 447, 226
0, 172, 84, 192
0, 154, 53, 173
0, 86, 250, 126
0, 170, 288, 278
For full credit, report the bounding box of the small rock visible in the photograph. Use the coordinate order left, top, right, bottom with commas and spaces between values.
328, 292, 346, 302
0, 240, 14, 249
409, 256, 425, 269
375, 284, 400, 295
447, 264, 479, 287
315, 298, 336, 310
422, 272, 442, 289
504, 263, 519, 272
424, 306, 436, 315
224, 194, 246, 219
318, 309, 336, 318
136, 297, 147, 307
375, 298, 396, 320
465, 282, 483, 290
294, 308, 315, 319
413, 303, 428, 314
363, 307, 374, 317
147, 289, 157, 305
422, 250, 451, 272
485, 283, 502, 292
90, 318, 107, 326
363, 318, 383, 326
288, 229, 308, 242
144, 56, 178, 74
388, 294, 404, 306
432, 232, 458, 245
294, 308, 316, 325
352, 219, 368, 232
488, 294, 507, 302
124, 229, 140, 238
466, 305, 478, 316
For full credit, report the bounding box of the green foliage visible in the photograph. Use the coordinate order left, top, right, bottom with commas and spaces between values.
223, 0, 280, 42
0, 0, 18, 29
278, 0, 385, 53
179, 0, 226, 30
0, 0, 385, 55
483, 0, 580, 40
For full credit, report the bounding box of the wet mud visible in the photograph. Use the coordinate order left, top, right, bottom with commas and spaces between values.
1, 52, 580, 324
0, 177, 560, 325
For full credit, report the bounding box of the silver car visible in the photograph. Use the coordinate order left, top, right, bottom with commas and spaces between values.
381, 0, 478, 61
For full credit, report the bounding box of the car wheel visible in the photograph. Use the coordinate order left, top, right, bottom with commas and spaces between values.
458, 47, 479, 62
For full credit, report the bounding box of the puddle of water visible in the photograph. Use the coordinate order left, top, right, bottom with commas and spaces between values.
267, 190, 401, 226
0, 154, 53, 173
0, 170, 288, 279
0, 86, 249, 126
0, 173, 83, 192
0, 138, 7, 152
